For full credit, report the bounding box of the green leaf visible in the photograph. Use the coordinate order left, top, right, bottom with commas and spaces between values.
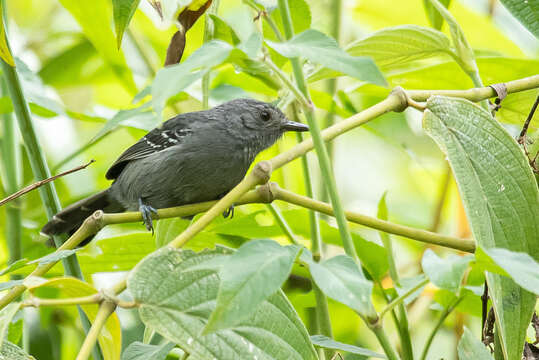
0, 341, 34, 360
423, 96, 539, 360
475, 247, 539, 295
28, 249, 80, 265
203, 240, 301, 333
266, 29, 387, 86
346, 25, 453, 69
376, 192, 395, 282
128, 247, 318, 360
121, 341, 176, 360
309, 255, 376, 318
0, 259, 30, 276
499, 0, 539, 39
423, 0, 451, 30
0, 280, 23, 292
209, 14, 240, 45
0, 303, 20, 349
154, 217, 191, 248
457, 327, 493, 360
421, 249, 472, 292
58, 0, 136, 92
112, 0, 141, 48
27, 278, 122, 360
425, 0, 476, 73
152, 40, 233, 115
0, 3, 14, 67
310, 335, 386, 358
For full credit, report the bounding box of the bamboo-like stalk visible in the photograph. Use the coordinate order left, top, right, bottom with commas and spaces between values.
0, 76, 22, 276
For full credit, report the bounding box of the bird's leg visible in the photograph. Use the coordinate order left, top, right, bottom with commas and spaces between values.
139, 198, 158, 234
222, 204, 235, 219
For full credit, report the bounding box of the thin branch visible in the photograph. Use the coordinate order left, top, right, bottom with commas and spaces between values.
266, 203, 300, 245
518, 94, 539, 143
75, 301, 116, 360
0, 160, 95, 207
379, 278, 429, 320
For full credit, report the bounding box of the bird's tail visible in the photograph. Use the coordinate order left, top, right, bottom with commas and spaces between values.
41, 189, 124, 246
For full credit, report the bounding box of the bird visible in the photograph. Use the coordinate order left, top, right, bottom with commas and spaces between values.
41, 98, 309, 245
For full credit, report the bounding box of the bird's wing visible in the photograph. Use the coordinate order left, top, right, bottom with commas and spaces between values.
105, 115, 193, 180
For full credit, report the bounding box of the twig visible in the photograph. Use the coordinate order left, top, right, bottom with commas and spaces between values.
75, 301, 116, 360
378, 278, 429, 320
518, 94, 539, 143
0, 160, 95, 207
481, 281, 489, 342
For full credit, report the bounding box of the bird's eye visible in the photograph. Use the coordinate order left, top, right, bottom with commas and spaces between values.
261, 110, 271, 122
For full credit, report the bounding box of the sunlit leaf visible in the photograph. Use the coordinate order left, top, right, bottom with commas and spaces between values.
203, 240, 301, 333
421, 249, 472, 292
128, 247, 318, 360
457, 327, 493, 360
499, 0, 539, 39
28, 249, 79, 265
112, 0, 142, 48
267, 29, 386, 86
308, 255, 376, 318
423, 96, 539, 360
0, 303, 20, 349
121, 341, 176, 360
27, 278, 122, 360
475, 247, 539, 295
310, 335, 386, 358
0, 259, 30, 276
0, 341, 33, 360
0, 3, 14, 66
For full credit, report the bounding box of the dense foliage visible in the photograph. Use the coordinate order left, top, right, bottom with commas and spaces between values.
0, 0, 538, 360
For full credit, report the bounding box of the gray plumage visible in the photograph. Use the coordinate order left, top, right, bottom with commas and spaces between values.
41, 98, 308, 244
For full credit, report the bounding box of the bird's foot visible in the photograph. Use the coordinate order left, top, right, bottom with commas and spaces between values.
139, 198, 158, 234
222, 204, 235, 219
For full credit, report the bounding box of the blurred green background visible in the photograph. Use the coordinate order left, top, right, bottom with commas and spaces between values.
0, 0, 537, 358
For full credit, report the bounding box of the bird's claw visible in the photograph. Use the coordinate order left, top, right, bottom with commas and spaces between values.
139, 199, 158, 234
222, 204, 235, 219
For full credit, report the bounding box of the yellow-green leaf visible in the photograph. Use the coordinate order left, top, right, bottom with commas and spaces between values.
0, 4, 14, 67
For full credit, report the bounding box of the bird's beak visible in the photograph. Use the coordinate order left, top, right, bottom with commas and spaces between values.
281, 120, 309, 132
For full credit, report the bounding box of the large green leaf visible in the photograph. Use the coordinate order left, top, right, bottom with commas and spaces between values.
127, 247, 318, 360
308, 255, 376, 319
27, 278, 122, 360
499, 0, 539, 39
266, 29, 386, 86
457, 327, 493, 360
423, 96, 539, 360
112, 0, 141, 48
204, 240, 301, 333
421, 249, 472, 293
0, 341, 34, 360
346, 25, 453, 69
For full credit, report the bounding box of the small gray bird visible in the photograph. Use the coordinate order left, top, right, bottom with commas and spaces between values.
41, 98, 308, 244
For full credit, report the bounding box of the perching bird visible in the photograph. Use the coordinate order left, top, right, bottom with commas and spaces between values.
41, 98, 308, 244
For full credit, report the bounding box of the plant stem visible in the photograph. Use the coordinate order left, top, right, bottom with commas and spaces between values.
379, 278, 429, 319
277, 0, 359, 267
75, 301, 116, 360
23, 294, 101, 307
419, 297, 463, 360
0, 76, 22, 277
266, 203, 299, 245
377, 197, 413, 360
274, 184, 475, 252
201, 0, 219, 109
370, 324, 401, 360
430, 164, 451, 232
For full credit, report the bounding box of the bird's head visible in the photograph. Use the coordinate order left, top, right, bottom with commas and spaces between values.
221, 98, 308, 139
